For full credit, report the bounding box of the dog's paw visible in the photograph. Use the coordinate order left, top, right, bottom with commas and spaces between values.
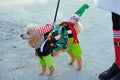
39, 72, 46, 75
68, 60, 75, 65
47, 73, 53, 76
68, 62, 73, 65
76, 67, 82, 71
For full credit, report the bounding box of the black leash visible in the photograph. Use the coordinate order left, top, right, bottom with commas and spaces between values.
53, 0, 60, 23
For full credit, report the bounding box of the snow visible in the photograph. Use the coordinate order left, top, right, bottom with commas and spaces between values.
0, 0, 114, 80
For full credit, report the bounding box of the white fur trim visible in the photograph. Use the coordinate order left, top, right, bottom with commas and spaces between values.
40, 39, 48, 52
67, 30, 72, 34
68, 19, 76, 23
55, 35, 61, 40
72, 14, 80, 20
113, 30, 120, 38
69, 14, 80, 23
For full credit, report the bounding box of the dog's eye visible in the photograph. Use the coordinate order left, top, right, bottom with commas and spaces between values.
27, 32, 30, 35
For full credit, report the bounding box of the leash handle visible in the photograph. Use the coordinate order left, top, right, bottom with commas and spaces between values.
53, 0, 60, 23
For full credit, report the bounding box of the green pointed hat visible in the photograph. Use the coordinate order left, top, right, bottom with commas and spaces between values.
75, 3, 89, 17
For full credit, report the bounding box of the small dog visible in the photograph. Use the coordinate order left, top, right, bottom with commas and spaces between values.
21, 23, 64, 76
20, 3, 89, 76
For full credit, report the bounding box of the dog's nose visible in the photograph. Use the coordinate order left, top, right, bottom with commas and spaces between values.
20, 34, 23, 37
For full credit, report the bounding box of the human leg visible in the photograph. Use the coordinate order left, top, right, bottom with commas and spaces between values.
99, 12, 120, 80
112, 12, 120, 68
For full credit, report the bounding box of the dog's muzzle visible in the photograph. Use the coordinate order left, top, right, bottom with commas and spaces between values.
20, 33, 31, 39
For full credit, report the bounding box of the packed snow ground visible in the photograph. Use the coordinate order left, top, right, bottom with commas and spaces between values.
0, 0, 114, 80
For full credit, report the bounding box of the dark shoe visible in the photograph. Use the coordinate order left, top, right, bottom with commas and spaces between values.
111, 72, 120, 80
99, 63, 120, 80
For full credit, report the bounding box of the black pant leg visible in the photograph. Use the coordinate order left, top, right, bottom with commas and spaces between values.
112, 12, 120, 30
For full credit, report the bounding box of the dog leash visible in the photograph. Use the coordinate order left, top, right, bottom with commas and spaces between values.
53, 0, 61, 24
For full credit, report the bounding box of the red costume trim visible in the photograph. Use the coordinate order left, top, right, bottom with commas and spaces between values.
59, 21, 79, 43
113, 29, 120, 68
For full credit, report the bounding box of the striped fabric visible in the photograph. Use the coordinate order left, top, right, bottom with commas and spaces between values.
113, 30, 120, 39
38, 24, 53, 35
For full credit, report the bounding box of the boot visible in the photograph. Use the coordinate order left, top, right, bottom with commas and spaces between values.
111, 72, 120, 80
99, 63, 120, 80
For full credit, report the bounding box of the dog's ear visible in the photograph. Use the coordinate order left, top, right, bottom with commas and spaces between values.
28, 36, 37, 47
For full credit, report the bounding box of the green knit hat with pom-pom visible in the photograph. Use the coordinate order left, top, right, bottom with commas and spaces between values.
75, 3, 89, 17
